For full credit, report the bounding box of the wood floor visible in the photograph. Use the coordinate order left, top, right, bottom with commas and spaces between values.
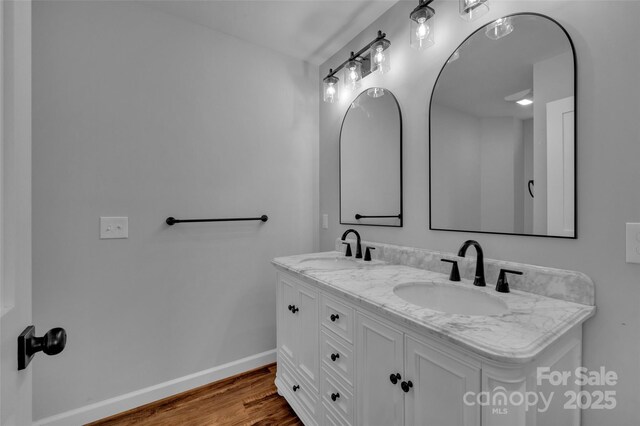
88, 363, 301, 426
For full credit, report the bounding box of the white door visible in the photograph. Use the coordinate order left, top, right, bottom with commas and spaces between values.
404, 335, 481, 426
546, 96, 575, 236
1, 1, 33, 424
356, 313, 404, 426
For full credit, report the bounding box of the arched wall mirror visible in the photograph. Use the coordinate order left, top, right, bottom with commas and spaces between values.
429, 14, 576, 238
341, 87, 402, 227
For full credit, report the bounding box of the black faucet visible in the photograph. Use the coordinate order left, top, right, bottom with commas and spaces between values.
341, 229, 362, 259
457, 240, 486, 287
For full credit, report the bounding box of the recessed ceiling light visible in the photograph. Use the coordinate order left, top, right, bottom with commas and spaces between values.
516, 98, 533, 106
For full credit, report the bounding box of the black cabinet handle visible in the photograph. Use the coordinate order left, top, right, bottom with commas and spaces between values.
389, 373, 401, 385
292, 385, 300, 392
330, 314, 339, 322
401, 380, 413, 393
331, 392, 340, 401
330, 353, 340, 362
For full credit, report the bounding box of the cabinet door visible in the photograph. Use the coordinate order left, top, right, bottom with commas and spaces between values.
278, 274, 298, 366
356, 313, 404, 426
404, 335, 480, 426
297, 284, 319, 390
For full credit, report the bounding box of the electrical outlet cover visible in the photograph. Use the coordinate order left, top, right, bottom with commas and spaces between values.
100, 217, 128, 239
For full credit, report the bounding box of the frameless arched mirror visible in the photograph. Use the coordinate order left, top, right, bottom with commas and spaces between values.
430, 14, 575, 238
341, 88, 402, 227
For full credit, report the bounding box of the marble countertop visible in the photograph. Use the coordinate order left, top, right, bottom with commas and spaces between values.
273, 251, 596, 364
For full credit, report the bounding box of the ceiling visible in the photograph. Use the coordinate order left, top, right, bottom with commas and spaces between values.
145, 0, 398, 66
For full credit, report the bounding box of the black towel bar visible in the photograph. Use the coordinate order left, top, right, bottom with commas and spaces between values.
355, 214, 402, 220
166, 215, 268, 226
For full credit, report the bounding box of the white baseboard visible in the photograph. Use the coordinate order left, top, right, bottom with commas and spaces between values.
34, 349, 277, 426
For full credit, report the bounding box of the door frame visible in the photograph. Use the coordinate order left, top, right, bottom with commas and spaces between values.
0, 0, 33, 423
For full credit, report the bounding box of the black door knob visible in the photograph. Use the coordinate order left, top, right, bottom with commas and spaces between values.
331, 392, 340, 401
330, 353, 340, 362
389, 373, 401, 385
18, 326, 67, 370
292, 385, 300, 392
401, 380, 413, 393
330, 314, 339, 322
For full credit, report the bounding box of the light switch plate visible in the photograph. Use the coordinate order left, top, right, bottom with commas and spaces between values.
626, 223, 640, 263
322, 214, 329, 229
100, 217, 128, 239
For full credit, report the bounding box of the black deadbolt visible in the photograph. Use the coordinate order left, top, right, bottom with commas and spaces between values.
18, 326, 67, 370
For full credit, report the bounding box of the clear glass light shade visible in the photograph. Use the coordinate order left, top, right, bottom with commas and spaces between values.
410, 6, 435, 50
343, 59, 362, 91
367, 87, 385, 98
485, 17, 514, 40
459, 0, 489, 22
370, 41, 391, 74
323, 75, 339, 103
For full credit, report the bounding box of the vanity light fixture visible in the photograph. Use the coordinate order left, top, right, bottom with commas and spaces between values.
322, 30, 391, 103
410, 0, 435, 50
459, 0, 489, 21
323, 72, 339, 103
485, 17, 514, 40
370, 38, 391, 74
343, 53, 363, 91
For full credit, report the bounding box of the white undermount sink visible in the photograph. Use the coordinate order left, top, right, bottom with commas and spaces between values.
298, 256, 365, 270
393, 281, 509, 316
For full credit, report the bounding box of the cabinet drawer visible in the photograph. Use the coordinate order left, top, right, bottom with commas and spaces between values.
278, 361, 319, 422
321, 369, 354, 425
322, 402, 351, 426
321, 330, 354, 387
321, 294, 354, 343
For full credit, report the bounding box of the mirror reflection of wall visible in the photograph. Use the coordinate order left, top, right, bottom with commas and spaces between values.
430, 14, 575, 238
341, 88, 402, 227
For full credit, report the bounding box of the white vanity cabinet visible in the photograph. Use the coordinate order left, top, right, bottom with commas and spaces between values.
356, 312, 481, 426
276, 272, 320, 425
275, 269, 584, 426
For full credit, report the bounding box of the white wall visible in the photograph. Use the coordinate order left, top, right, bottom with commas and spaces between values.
480, 116, 521, 233
430, 104, 481, 230
32, 0, 318, 420
319, 2, 640, 425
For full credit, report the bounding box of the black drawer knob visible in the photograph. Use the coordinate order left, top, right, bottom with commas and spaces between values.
331, 392, 340, 401
389, 373, 401, 385
330, 314, 339, 322
401, 380, 413, 393
290, 305, 299, 313
330, 353, 340, 362
287, 305, 293, 311
292, 384, 300, 392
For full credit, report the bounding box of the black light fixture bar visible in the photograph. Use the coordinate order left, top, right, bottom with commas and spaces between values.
166, 215, 268, 226
324, 30, 389, 80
